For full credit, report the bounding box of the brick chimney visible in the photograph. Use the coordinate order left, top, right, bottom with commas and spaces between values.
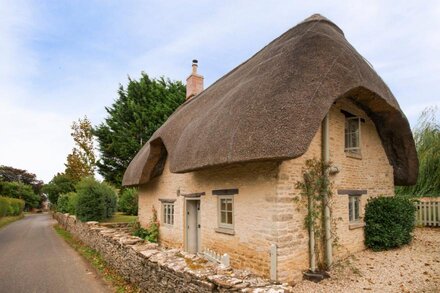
186, 59, 204, 100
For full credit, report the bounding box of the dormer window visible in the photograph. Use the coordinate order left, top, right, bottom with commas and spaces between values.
345, 116, 361, 155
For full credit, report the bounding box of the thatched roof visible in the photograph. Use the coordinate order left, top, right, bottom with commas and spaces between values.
123, 14, 418, 187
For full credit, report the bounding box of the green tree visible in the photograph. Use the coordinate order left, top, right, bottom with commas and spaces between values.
94, 73, 185, 186
65, 116, 96, 181
42, 173, 76, 205
0, 165, 43, 194
396, 107, 440, 196
0, 181, 40, 209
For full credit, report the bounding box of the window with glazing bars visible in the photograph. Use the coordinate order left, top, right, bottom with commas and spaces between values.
345, 117, 361, 154
348, 195, 361, 222
218, 196, 233, 229
162, 202, 174, 225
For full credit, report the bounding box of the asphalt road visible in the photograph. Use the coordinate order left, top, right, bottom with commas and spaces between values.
0, 213, 109, 293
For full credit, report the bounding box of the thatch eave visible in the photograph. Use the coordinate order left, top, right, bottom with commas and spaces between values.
122, 14, 418, 187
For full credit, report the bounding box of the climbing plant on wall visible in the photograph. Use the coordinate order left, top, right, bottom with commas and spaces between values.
295, 158, 337, 271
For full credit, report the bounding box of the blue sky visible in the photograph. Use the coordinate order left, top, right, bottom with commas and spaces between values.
1, 1, 439, 182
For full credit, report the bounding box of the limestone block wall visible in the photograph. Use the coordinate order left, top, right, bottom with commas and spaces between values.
53, 213, 292, 292
329, 99, 394, 256
274, 98, 395, 280
139, 161, 281, 278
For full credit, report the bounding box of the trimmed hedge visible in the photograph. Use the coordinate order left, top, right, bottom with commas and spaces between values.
75, 178, 117, 222
0, 196, 25, 217
364, 196, 416, 251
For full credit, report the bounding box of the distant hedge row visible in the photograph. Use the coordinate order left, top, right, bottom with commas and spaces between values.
0, 196, 25, 217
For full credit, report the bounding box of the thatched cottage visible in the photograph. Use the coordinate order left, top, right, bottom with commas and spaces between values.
123, 14, 418, 282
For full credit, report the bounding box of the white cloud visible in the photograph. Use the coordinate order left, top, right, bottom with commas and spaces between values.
0, 98, 72, 182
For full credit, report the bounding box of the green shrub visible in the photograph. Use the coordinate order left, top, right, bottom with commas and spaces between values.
0, 182, 40, 210
131, 207, 159, 243
118, 188, 138, 215
364, 196, 416, 251
131, 222, 149, 239
66, 192, 78, 215
57, 194, 70, 213
0, 196, 25, 217
75, 178, 117, 222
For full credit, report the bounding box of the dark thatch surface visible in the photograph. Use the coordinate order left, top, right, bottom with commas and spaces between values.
123, 14, 418, 187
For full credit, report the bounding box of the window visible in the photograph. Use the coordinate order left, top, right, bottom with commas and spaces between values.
218, 196, 233, 229
162, 202, 174, 225
345, 117, 361, 154
348, 195, 361, 222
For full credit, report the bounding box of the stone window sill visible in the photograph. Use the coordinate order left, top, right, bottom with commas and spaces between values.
349, 222, 365, 230
215, 227, 235, 235
345, 151, 362, 160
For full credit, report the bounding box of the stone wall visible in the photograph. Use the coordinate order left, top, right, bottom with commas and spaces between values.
54, 213, 292, 292
274, 97, 395, 280
138, 161, 280, 278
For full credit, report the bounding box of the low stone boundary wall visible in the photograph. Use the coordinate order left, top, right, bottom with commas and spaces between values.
54, 213, 292, 292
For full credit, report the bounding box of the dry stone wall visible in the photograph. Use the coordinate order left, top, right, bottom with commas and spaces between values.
54, 213, 293, 292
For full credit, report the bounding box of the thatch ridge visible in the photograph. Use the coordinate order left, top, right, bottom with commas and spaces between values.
123, 14, 418, 187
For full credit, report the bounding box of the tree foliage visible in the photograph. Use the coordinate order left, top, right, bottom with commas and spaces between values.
396, 107, 440, 196
65, 116, 96, 181
0, 165, 43, 194
75, 177, 117, 222
118, 188, 138, 215
0, 181, 40, 209
94, 73, 185, 186
57, 193, 70, 213
42, 173, 76, 205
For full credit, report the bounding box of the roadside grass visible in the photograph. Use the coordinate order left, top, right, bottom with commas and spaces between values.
101, 212, 137, 223
0, 215, 24, 230
53, 224, 139, 293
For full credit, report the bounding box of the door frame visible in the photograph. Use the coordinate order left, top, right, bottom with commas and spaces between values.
184, 198, 201, 253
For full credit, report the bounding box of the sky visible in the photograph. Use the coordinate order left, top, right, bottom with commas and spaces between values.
1, 1, 439, 183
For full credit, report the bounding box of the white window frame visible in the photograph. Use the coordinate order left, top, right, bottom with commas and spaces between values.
218, 195, 234, 230
162, 202, 175, 226
348, 195, 361, 223
345, 117, 361, 154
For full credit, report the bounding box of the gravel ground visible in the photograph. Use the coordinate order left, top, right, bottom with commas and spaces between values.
292, 228, 440, 293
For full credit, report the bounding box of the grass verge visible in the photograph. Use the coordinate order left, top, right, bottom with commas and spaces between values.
0, 214, 24, 230
101, 212, 138, 223
53, 224, 139, 293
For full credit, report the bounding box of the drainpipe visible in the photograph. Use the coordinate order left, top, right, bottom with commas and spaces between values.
322, 114, 333, 268
308, 181, 316, 273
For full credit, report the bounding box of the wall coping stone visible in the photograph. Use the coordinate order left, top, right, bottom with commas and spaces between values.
54, 212, 293, 292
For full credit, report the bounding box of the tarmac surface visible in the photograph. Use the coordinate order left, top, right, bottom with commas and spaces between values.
0, 213, 109, 293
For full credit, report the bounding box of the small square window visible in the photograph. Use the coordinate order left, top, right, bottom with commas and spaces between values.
345, 117, 361, 154
348, 195, 361, 222
162, 202, 174, 225
218, 196, 233, 229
